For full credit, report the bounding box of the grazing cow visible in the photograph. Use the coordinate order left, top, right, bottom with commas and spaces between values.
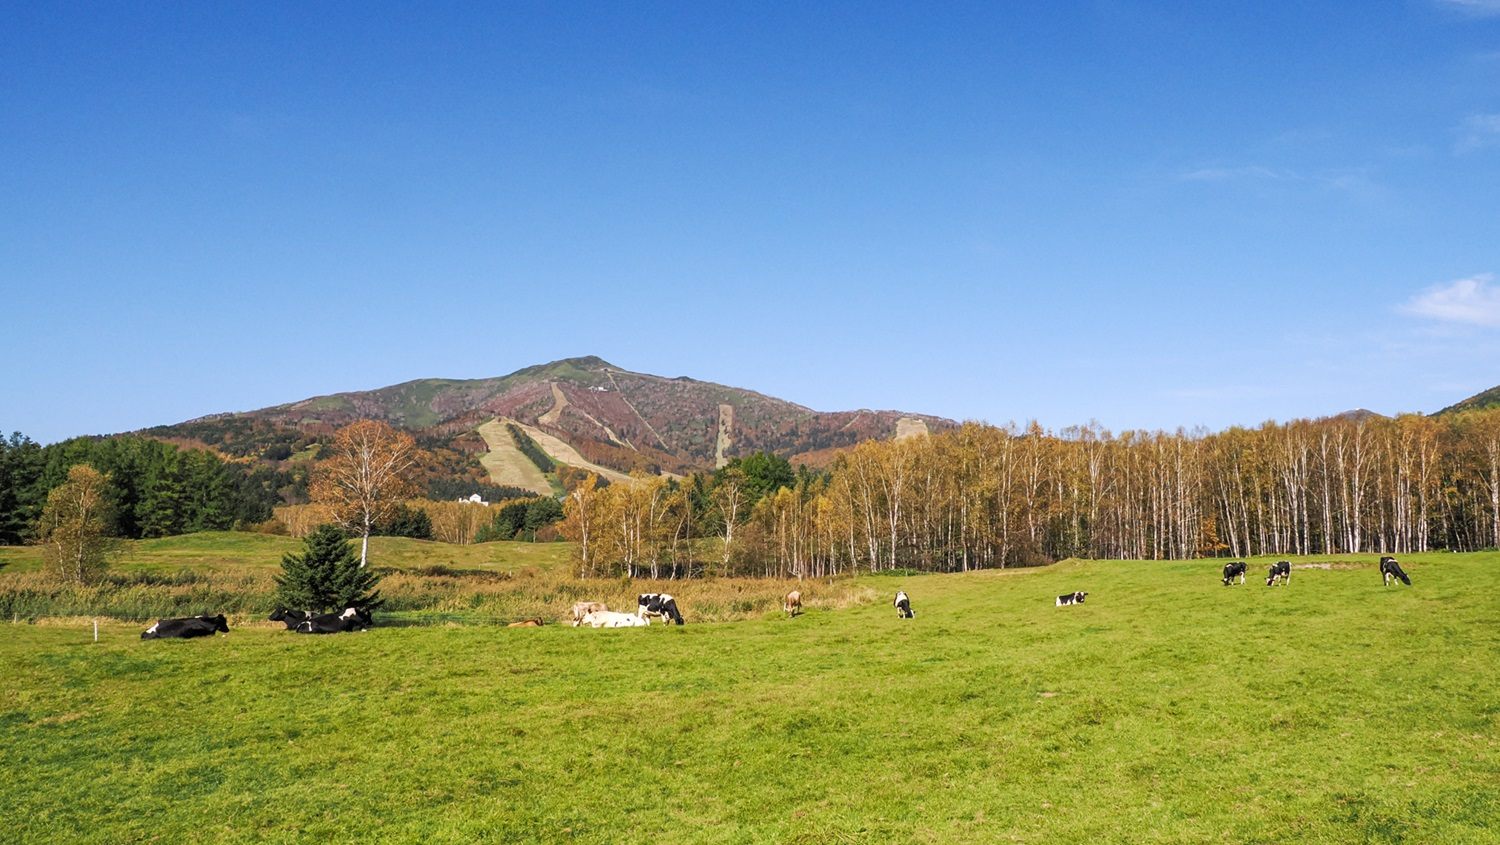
1379, 556, 1412, 586
580, 610, 649, 628
1056, 591, 1087, 607
893, 590, 915, 619
1266, 561, 1292, 587
507, 618, 544, 628
294, 606, 373, 634
784, 590, 802, 618
571, 601, 608, 627
1222, 561, 1248, 586
141, 614, 229, 640
268, 608, 311, 630
637, 593, 685, 625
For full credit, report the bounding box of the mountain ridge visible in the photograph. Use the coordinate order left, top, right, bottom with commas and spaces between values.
154, 356, 956, 479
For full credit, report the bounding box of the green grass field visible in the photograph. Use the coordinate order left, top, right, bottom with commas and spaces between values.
3, 553, 1497, 843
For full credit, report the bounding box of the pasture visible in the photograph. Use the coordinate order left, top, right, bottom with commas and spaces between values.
0, 531, 573, 573
3, 552, 1497, 843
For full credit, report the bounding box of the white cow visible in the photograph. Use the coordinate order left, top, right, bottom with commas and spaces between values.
570, 601, 609, 626
580, 610, 649, 628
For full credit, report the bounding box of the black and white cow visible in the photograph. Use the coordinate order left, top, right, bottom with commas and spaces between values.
294, 606, 373, 634
1056, 591, 1087, 606
1266, 560, 1291, 587
893, 590, 915, 619
1379, 556, 1411, 587
141, 614, 229, 639
636, 593, 684, 625
268, 608, 311, 630
1222, 561, 1247, 586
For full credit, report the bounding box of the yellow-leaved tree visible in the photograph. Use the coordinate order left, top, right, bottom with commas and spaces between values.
310, 420, 419, 568
39, 463, 117, 584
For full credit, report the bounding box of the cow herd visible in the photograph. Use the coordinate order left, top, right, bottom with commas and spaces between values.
136, 556, 1417, 641
568, 593, 685, 628
140, 606, 374, 639
1220, 556, 1412, 588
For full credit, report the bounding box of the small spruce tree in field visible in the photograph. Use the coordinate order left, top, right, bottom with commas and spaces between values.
275, 524, 383, 612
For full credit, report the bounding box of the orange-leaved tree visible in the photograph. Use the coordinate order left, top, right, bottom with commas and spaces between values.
309, 420, 419, 568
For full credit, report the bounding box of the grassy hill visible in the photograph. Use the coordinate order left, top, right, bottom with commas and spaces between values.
3, 552, 1495, 843
0, 531, 572, 573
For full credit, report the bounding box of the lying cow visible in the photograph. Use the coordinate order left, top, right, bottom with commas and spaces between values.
894, 590, 915, 619
268, 608, 311, 630
507, 618, 544, 628
1222, 561, 1247, 586
1379, 556, 1412, 586
1056, 591, 1087, 607
580, 610, 648, 628
637, 593, 684, 625
571, 601, 608, 627
295, 606, 373, 634
784, 590, 802, 618
1266, 561, 1291, 587
141, 614, 229, 640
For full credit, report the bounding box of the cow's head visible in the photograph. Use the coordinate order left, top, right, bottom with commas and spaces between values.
206, 614, 229, 633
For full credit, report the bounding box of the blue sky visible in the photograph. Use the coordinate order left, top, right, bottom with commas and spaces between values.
4, 1, 1499, 444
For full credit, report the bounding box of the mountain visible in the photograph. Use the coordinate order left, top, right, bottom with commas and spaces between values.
1327, 408, 1386, 423
1435, 384, 1500, 416
148, 356, 955, 492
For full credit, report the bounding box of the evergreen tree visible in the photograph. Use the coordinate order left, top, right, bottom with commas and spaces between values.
0, 432, 46, 544
522, 497, 565, 536
138, 449, 186, 537
274, 524, 384, 612
377, 503, 433, 539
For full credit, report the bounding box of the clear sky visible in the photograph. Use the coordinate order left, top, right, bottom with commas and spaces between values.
4, 1, 1499, 444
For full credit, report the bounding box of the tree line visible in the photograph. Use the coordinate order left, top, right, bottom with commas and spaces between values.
559, 410, 1500, 579
0, 432, 286, 544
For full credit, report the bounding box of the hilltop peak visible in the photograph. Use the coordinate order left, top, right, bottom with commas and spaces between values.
1329, 408, 1385, 423
511, 355, 617, 378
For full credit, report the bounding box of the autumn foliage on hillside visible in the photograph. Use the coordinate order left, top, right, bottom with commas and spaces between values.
557, 410, 1500, 580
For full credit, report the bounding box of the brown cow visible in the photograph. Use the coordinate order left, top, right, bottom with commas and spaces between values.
784, 590, 802, 618
507, 618, 544, 628
570, 601, 608, 626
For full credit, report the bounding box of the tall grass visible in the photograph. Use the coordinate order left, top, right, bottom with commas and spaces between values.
0, 564, 876, 625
